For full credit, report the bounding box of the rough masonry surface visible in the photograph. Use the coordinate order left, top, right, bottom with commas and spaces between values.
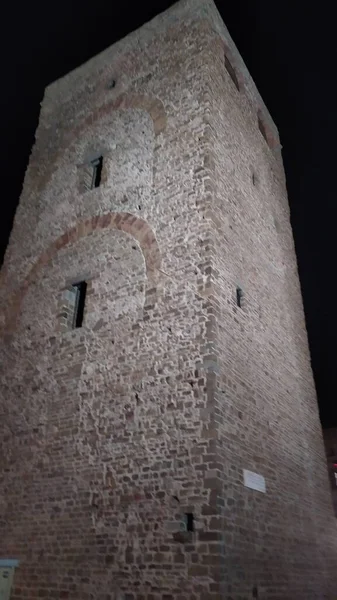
1, 0, 337, 598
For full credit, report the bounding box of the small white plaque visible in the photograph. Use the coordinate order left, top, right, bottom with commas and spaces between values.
243, 469, 266, 493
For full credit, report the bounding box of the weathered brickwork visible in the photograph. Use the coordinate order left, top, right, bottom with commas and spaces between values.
1, 0, 337, 598
323, 428, 337, 517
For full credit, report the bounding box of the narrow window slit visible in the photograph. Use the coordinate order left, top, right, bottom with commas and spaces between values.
236, 287, 243, 308
258, 115, 269, 145
224, 55, 240, 91
80, 156, 103, 192
73, 281, 87, 328
184, 513, 194, 532
92, 156, 103, 188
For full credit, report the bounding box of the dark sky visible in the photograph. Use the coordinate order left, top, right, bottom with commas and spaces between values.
1, 0, 336, 428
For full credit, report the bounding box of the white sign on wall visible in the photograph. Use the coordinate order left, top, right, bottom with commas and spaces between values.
243, 469, 266, 493
0, 561, 19, 600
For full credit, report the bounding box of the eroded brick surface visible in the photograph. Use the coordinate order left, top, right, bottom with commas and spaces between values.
1, 0, 337, 599
323, 428, 337, 517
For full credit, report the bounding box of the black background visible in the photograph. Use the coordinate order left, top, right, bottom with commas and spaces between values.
1, 1, 335, 427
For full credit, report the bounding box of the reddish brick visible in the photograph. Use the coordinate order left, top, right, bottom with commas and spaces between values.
0, 2, 336, 600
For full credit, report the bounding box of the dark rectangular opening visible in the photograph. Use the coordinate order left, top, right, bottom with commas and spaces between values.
185, 513, 194, 532
225, 55, 240, 91
236, 287, 243, 308
73, 281, 87, 328
92, 156, 103, 188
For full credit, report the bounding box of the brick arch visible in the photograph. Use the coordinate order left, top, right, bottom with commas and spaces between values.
88, 93, 167, 136
24, 93, 166, 198
64, 94, 166, 152
2, 212, 161, 333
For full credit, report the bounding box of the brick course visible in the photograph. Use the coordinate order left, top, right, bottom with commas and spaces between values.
1, 0, 337, 598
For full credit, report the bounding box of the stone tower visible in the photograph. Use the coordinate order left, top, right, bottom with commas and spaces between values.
1, 0, 336, 598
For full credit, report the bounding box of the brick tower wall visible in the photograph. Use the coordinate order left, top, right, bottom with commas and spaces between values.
0, 2, 228, 599
200, 12, 337, 598
323, 428, 337, 517
1, 1, 337, 599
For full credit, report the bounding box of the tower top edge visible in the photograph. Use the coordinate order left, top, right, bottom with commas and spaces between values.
43, 0, 279, 138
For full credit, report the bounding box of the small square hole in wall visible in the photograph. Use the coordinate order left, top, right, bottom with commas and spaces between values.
58, 281, 87, 331
224, 54, 240, 92
79, 156, 103, 192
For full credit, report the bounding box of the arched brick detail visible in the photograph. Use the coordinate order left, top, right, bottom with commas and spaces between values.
95, 94, 167, 136
65, 94, 166, 150
2, 212, 161, 333
24, 93, 166, 198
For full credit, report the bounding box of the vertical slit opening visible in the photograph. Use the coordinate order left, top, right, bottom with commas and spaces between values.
92, 156, 103, 188
73, 281, 87, 328
236, 287, 243, 308
185, 513, 194, 532
224, 54, 240, 91
258, 114, 269, 146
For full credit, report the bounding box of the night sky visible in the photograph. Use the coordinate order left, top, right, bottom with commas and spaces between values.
1, 1, 336, 428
